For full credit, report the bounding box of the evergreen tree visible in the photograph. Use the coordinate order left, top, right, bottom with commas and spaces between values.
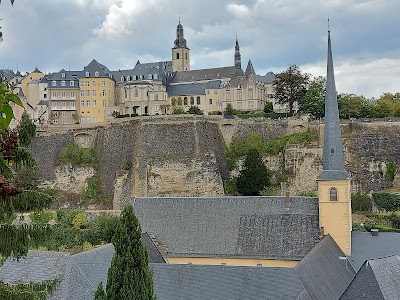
94, 282, 106, 300
105, 205, 156, 300
236, 148, 270, 196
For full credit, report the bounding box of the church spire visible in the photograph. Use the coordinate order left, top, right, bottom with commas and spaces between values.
173, 18, 188, 49
318, 29, 349, 181
234, 35, 241, 69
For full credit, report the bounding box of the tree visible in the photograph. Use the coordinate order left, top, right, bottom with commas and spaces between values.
273, 65, 310, 116
94, 282, 106, 300
263, 102, 273, 113
105, 205, 156, 300
188, 105, 203, 115
299, 76, 325, 118
236, 148, 270, 196
224, 103, 235, 115
338, 93, 364, 119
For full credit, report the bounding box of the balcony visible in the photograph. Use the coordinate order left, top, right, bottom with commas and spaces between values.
51, 106, 77, 111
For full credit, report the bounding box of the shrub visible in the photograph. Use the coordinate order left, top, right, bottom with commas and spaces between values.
58, 143, 98, 167
385, 162, 396, 182
263, 102, 274, 113
188, 106, 203, 115
223, 178, 238, 195
172, 107, 186, 115
372, 192, 400, 211
224, 103, 236, 115
351, 192, 373, 212
297, 190, 318, 197
30, 211, 56, 224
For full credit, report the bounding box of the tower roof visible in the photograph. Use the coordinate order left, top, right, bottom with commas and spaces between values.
245, 59, 256, 76
318, 30, 349, 181
173, 20, 188, 49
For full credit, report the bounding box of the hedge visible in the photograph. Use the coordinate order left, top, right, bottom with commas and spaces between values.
372, 192, 400, 211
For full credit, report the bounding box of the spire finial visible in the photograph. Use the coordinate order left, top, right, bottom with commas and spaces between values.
179, 13, 180, 24
328, 17, 330, 32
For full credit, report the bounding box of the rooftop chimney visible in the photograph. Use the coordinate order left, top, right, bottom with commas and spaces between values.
371, 229, 379, 236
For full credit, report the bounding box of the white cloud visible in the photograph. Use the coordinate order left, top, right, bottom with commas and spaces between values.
227, 3, 250, 18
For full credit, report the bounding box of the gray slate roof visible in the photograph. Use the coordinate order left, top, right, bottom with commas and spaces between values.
133, 196, 320, 259
81, 59, 113, 79
0, 251, 94, 300
171, 66, 242, 83
167, 80, 221, 96
46, 69, 80, 89
341, 255, 400, 300
256, 72, 275, 84
112, 61, 174, 84
349, 231, 400, 271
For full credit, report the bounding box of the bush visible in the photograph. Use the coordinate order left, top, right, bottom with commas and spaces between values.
263, 102, 274, 113
297, 190, 318, 197
385, 162, 396, 182
188, 106, 203, 115
351, 192, 373, 212
264, 131, 317, 155
224, 103, 236, 115
223, 178, 237, 195
172, 107, 186, 115
30, 211, 56, 224
372, 192, 400, 211
58, 144, 98, 167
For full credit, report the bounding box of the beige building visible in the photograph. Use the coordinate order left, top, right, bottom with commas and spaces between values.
47, 69, 80, 125
20, 67, 44, 98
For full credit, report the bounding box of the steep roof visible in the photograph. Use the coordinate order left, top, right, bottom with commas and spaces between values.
318, 30, 349, 181
297, 235, 356, 300
256, 71, 275, 84
349, 231, 400, 271
171, 66, 242, 84
167, 80, 221, 96
81, 59, 112, 79
245, 59, 256, 76
341, 255, 400, 300
0, 251, 94, 300
153, 264, 303, 300
133, 196, 320, 260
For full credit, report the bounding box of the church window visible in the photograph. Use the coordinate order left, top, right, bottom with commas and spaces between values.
197, 96, 201, 105
238, 91, 242, 100
176, 53, 180, 59
184, 97, 188, 105
330, 188, 338, 201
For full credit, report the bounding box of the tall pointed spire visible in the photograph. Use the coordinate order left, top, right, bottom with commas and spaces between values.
318, 30, 349, 181
173, 18, 188, 49
234, 35, 241, 69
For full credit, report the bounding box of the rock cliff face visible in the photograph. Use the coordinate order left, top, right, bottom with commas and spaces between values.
30, 118, 400, 209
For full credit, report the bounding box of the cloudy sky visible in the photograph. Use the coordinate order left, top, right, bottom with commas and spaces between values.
0, 0, 399, 98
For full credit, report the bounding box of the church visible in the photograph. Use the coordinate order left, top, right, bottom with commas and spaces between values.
1, 29, 400, 300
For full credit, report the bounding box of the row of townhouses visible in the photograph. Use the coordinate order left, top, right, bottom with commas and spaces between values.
1, 21, 284, 127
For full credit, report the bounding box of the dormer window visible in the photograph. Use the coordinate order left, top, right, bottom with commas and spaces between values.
95, 71, 99, 77
148, 74, 153, 80
127, 76, 131, 81
133, 75, 138, 80
121, 76, 125, 82
140, 75, 144, 80
61, 81, 66, 86
61, 72, 65, 78
86, 71, 89, 77
70, 81, 74, 86
154, 74, 158, 80
52, 80, 56, 86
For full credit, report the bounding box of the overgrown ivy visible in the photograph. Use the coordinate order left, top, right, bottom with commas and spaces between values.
384, 162, 396, 182
372, 192, 400, 212
58, 143, 98, 167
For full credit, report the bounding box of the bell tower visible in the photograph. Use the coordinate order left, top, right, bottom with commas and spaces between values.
317, 29, 352, 255
234, 35, 241, 69
172, 19, 190, 72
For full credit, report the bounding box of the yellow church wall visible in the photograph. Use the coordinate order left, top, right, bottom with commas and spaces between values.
318, 179, 352, 255
166, 257, 299, 268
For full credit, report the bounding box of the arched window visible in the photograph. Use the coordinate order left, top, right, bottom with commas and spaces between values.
121, 76, 125, 82
127, 76, 131, 81
154, 74, 158, 80
184, 97, 188, 106
197, 96, 201, 105
85, 71, 89, 77
95, 71, 99, 77
148, 74, 153, 80
330, 188, 338, 201
190, 97, 194, 105
176, 53, 180, 59
140, 75, 144, 80
133, 75, 138, 80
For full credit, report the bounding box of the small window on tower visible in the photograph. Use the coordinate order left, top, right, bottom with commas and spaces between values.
329, 188, 338, 201
176, 53, 180, 59
331, 148, 335, 154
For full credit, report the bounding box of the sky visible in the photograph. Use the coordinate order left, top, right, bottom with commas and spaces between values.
0, 0, 399, 98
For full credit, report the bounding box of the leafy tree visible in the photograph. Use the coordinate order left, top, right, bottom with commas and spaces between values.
224, 103, 235, 115
338, 93, 364, 119
299, 76, 325, 118
273, 64, 310, 116
188, 105, 203, 115
263, 102, 273, 113
105, 205, 156, 300
236, 149, 270, 196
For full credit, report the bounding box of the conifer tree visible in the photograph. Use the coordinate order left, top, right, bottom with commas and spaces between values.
236, 148, 270, 196
105, 205, 156, 300
94, 282, 106, 300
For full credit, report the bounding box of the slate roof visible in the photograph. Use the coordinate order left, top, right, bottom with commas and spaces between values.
46, 70, 80, 89
0, 69, 15, 81
167, 80, 221, 96
153, 264, 303, 300
132, 196, 320, 260
111, 61, 174, 84
0, 251, 94, 300
349, 231, 400, 271
245, 59, 256, 76
297, 234, 356, 300
170, 66, 242, 83
341, 255, 400, 300
256, 71, 275, 84
81, 59, 113, 79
